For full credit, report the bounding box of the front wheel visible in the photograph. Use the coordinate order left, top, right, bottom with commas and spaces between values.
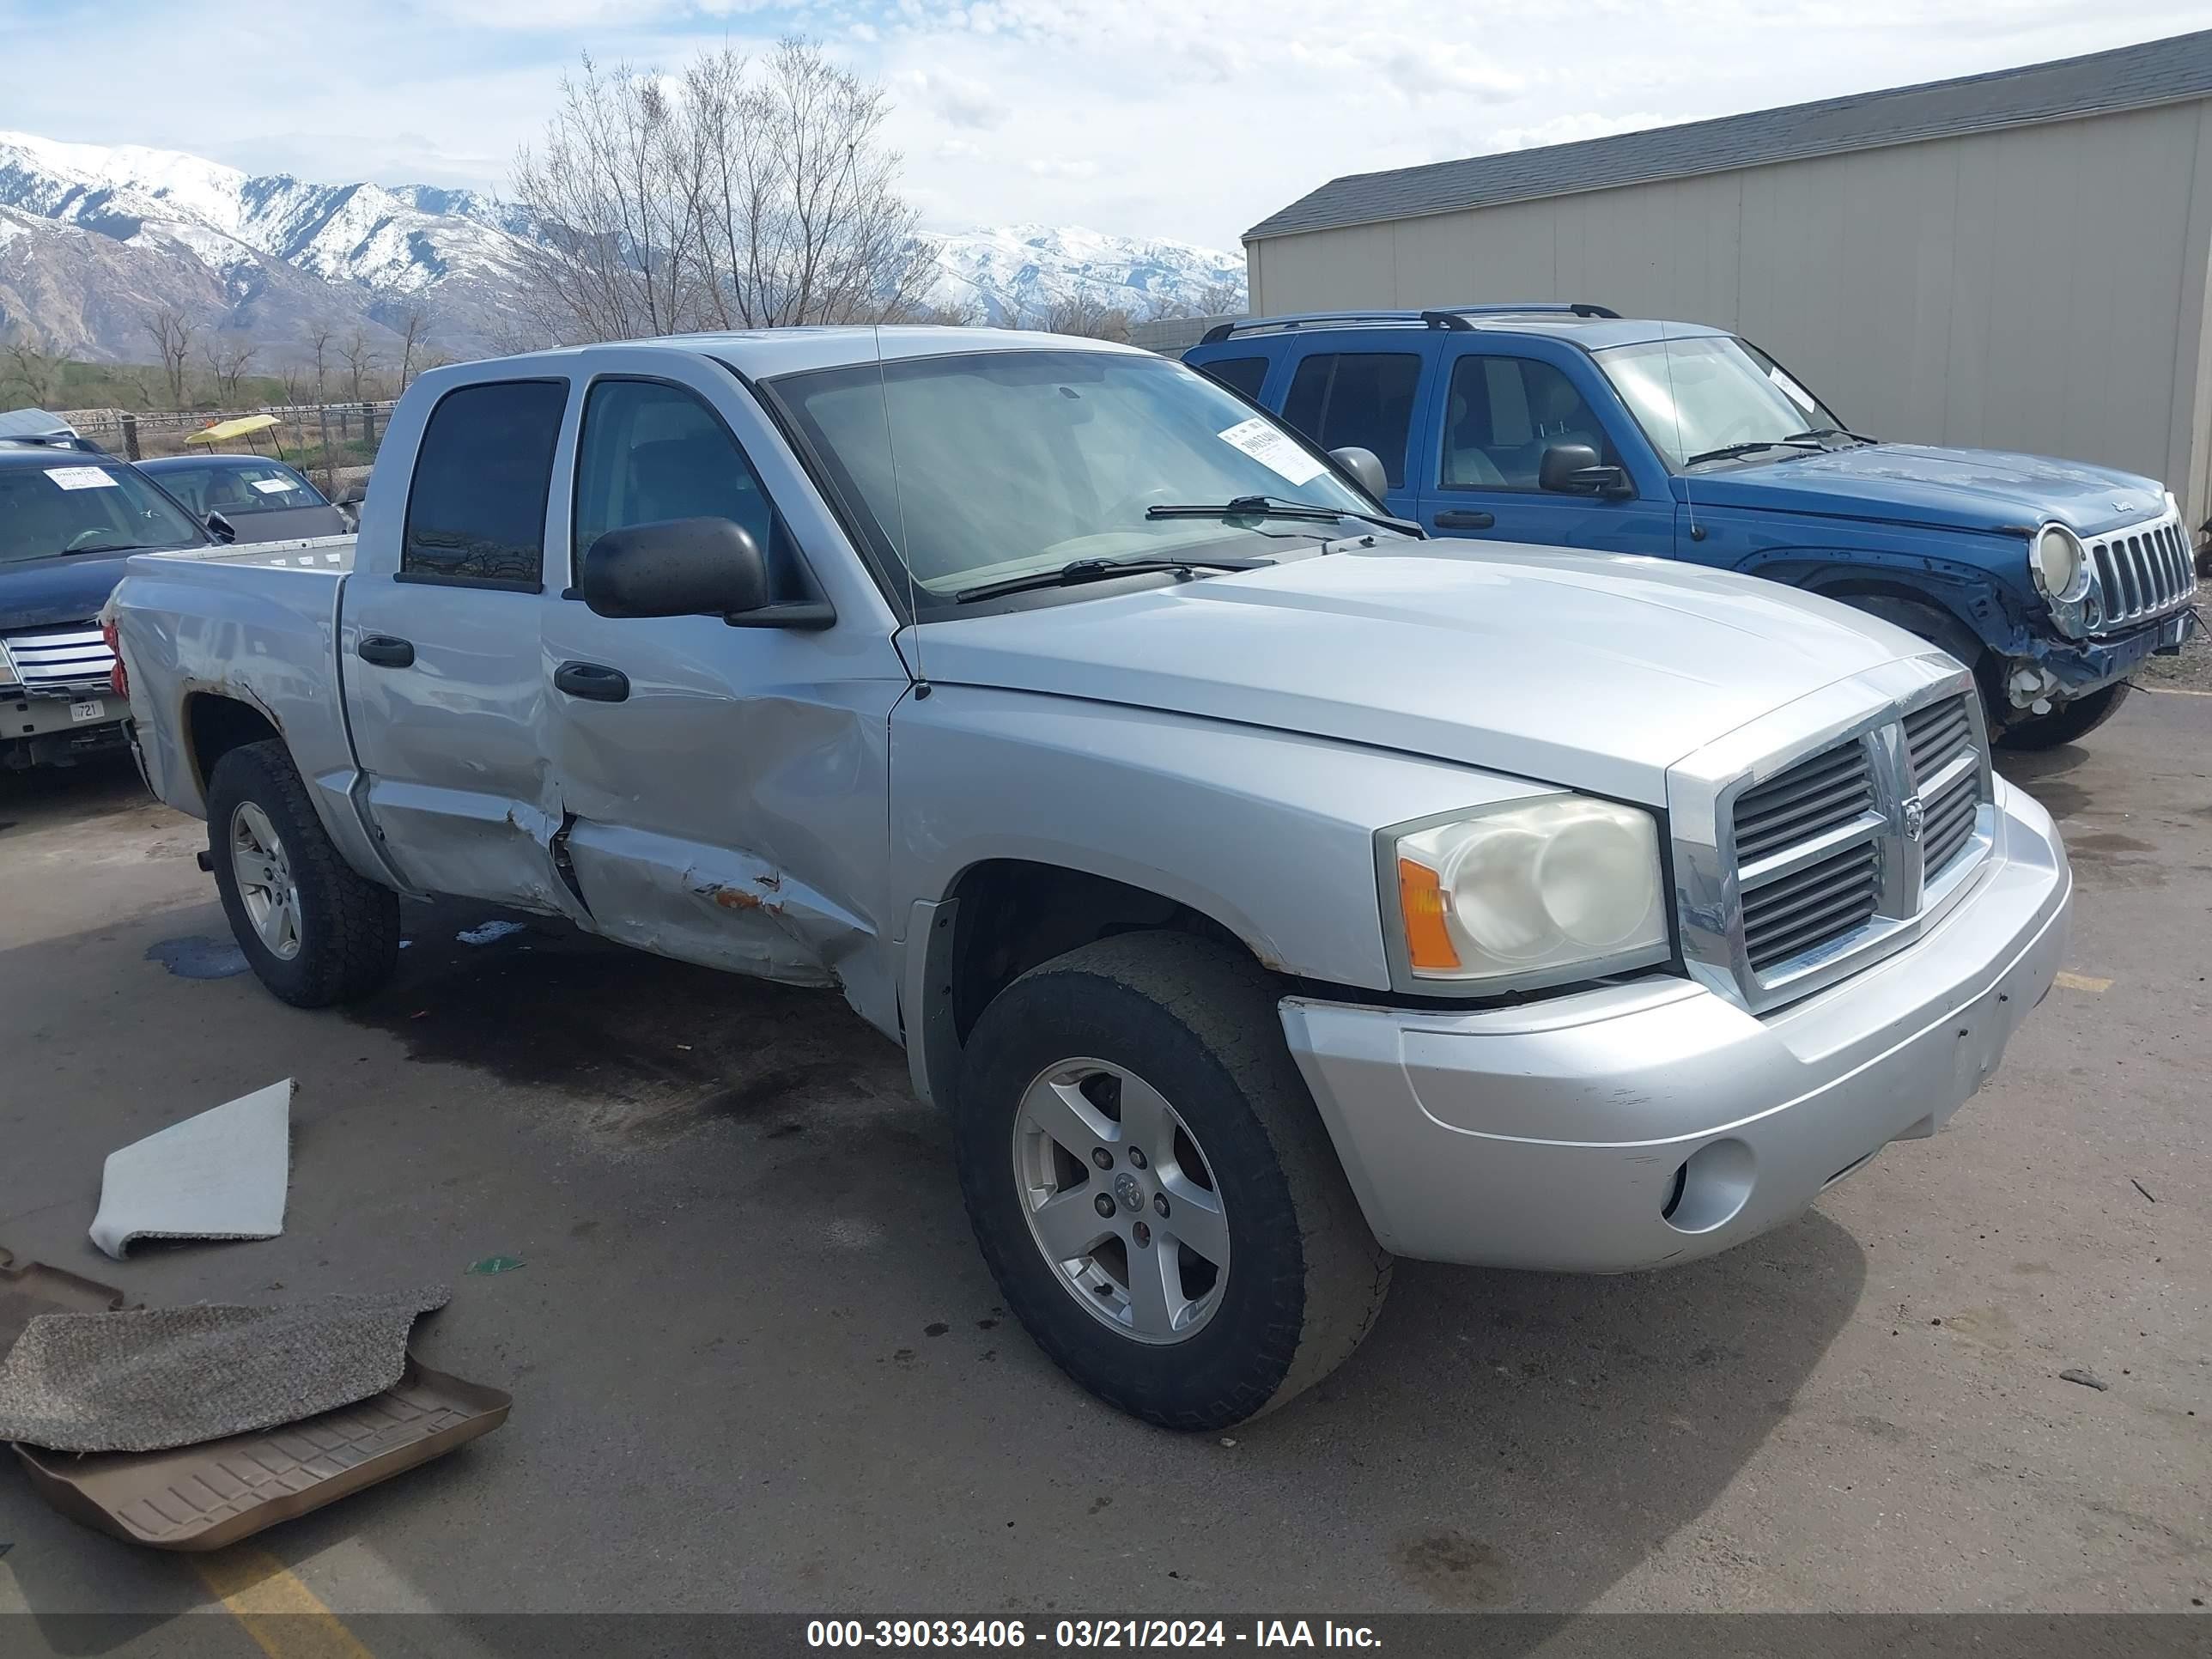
1993, 679, 2132, 751
205, 739, 401, 1006
954, 933, 1391, 1431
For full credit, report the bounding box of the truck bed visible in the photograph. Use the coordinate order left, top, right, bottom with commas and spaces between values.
108, 534, 381, 880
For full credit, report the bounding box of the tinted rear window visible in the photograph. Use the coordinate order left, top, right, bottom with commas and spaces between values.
1195, 356, 1267, 399
402, 380, 567, 587
1276, 353, 1421, 487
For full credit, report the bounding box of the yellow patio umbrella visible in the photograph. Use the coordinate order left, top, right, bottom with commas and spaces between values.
184, 412, 285, 459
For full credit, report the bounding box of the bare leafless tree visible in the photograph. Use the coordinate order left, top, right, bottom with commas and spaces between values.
276, 361, 312, 406
391, 305, 434, 391
508, 38, 934, 343
307, 325, 335, 402
201, 333, 259, 405
3, 340, 64, 407
337, 328, 376, 403
509, 54, 706, 343
1029, 294, 1134, 343
145, 308, 196, 409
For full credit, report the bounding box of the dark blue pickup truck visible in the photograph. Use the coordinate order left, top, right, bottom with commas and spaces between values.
1186, 306, 2201, 748
0, 441, 216, 769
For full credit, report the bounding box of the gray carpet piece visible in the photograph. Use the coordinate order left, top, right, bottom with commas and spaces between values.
0, 1286, 449, 1453
89, 1079, 293, 1261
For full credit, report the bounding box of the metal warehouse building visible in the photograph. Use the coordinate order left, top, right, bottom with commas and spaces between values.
1242, 30, 2212, 520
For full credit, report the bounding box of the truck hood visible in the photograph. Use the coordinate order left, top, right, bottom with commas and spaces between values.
1683, 443, 2166, 538
915, 544, 1929, 805
0, 552, 137, 631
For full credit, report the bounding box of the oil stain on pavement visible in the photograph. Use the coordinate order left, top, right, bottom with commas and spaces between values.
144, 935, 248, 979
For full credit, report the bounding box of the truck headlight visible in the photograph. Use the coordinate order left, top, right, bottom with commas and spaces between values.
1383, 797, 1670, 991
2032, 523, 2089, 604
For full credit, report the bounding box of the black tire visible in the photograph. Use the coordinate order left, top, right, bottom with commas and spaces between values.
955, 932, 1391, 1431
1993, 679, 2132, 751
205, 738, 400, 1006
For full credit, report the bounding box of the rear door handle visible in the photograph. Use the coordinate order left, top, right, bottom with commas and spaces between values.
554, 661, 630, 703
1434, 509, 1496, 530
356, 635, 415, 668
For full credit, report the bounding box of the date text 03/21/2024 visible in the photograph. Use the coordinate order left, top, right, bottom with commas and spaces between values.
807, 1621, 1382, 1649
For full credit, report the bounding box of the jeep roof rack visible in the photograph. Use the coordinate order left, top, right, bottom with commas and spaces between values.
1198, 302, 1620, 344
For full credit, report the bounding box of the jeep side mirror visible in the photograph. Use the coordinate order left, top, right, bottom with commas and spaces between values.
581, 517, 771, 618
1538, 442, 1632, 497
1329, 446, 1389, 501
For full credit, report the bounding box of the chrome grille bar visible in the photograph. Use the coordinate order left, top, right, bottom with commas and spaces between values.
2087, 507, 2196, 632
2, 626, 114, 694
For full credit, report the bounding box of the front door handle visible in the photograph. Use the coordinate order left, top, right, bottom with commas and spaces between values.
1434, 509, 1496, 530
356, 635, 415, 668
554, 661, 630, 703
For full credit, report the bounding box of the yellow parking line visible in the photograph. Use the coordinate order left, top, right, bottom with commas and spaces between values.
193, 1547, 374, 1659
2055, 970, 2113, 993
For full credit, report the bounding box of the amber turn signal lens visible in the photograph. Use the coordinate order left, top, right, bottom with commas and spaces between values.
1396, 857, 1462, 971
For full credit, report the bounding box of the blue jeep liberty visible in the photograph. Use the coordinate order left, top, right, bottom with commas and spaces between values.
1185, 305, 2200, 749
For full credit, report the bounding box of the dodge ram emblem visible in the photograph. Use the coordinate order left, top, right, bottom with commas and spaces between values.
1901, 796, 1926, 842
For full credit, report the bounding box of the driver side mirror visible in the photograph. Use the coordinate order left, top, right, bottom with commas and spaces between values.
204, 510, 237, 544
1538, 443, 1632, 498
581, 517, 772, 619
1329, 446, 1389, 502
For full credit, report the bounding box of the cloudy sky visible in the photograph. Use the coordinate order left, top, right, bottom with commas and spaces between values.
1, 1, 2204, 248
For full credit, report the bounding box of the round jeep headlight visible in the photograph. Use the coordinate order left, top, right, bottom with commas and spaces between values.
2033, 523, 2088, 603
1389, 797, 1669, 989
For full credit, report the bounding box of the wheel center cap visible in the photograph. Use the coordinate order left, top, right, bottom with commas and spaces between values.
1113, 1172, 1144, 1212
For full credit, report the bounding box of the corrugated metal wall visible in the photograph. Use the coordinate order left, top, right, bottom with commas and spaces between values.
1248, 100, 2212, 520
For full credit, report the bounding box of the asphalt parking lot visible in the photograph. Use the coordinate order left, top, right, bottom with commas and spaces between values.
0, 689, 2206, 1645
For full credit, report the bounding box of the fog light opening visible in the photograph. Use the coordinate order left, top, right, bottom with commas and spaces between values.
1661, 1138, 1755, 1235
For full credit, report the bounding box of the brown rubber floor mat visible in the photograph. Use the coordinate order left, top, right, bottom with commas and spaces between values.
0, 1248, 133, 1353
13, 1360, 510, 1551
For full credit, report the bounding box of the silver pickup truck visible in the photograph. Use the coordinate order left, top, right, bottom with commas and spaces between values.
110, 327, 2073, 1430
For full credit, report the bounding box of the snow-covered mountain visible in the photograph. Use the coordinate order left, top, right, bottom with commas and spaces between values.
0, 131, 1244, 367
920, 225, 1244, 326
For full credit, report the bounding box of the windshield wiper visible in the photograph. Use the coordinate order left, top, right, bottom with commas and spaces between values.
1784, 426, 1876, 448
953, 554, 1268, 605
1146, 495, 1417, 537
1682, 437, 1827, 467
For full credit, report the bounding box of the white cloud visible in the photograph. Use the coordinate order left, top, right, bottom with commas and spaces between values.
2, 0, 2205, 256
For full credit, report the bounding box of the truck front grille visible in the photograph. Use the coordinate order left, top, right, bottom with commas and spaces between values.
1696, 682, 1995, 1011
2, 625, 113, 695
1742, 839, 1881, 971
2088, 509, 2195, 631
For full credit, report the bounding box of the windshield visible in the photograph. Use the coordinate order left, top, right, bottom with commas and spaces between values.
0, 462, 206, 563
1597, 335, 1846, 469
152, 459, 328, 516
764, 349, 1381, 606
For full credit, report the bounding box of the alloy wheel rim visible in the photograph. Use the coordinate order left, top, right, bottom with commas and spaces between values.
231, 802, 301, 961
1011, 1057, 1231, 1345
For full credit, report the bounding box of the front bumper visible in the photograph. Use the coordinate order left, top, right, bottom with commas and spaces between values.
2037, 605, 2197, 702
1281, 779, 2070, 1273
1, 689, 128, 768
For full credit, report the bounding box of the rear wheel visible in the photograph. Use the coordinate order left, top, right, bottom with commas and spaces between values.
955, 932, 1390, 1430
205, 739, 400, 1006
1993, 680, 2132, 751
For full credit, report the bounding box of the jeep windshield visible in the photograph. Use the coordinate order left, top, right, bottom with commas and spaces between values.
763, 349, 1385, 609
1598, 335, 1863, 471
0, 460, 207, 563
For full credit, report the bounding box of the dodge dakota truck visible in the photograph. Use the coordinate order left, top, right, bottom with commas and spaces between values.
109, 327, 2073, 1430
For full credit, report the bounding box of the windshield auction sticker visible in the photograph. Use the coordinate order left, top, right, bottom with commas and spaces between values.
46, 465, 119, 490
1217, 417, 1327, 486
251, 477, 295, 494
